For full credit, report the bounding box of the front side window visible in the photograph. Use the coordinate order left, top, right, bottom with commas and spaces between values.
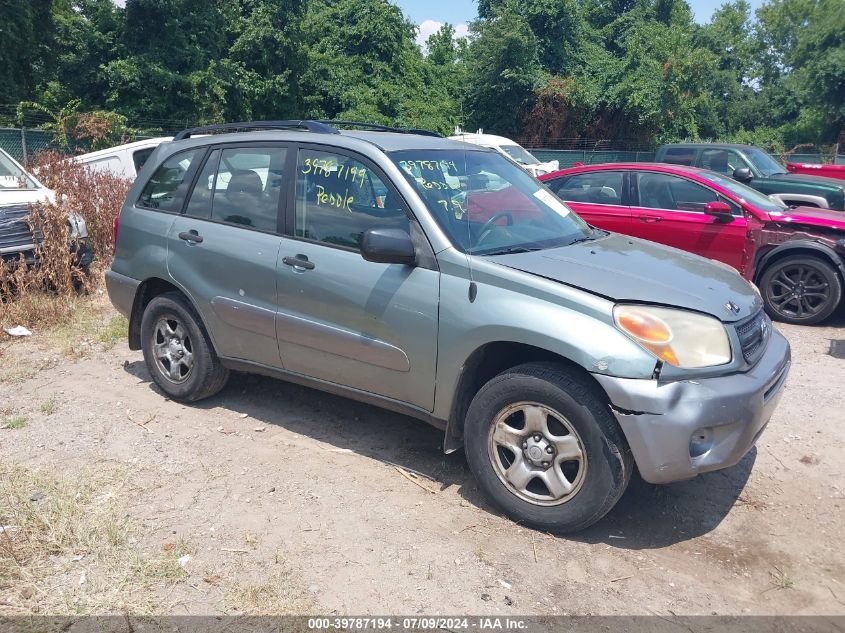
636, 173, 720, 212
552, 171, 624, 205
391, 150, 592, 255
208, 147, 285, 231
0, 150, 37, 190
137, 149, 198, 211
294, 149, 409, 250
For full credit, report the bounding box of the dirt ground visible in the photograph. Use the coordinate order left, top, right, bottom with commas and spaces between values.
1, 300, 844, 617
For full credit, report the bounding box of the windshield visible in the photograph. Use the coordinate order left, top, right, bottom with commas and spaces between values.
706, 172, 788, 213
746, 148, 786, 176
391, 150, 593, 255
0, 151, 37, 190
500, 144, 540, 166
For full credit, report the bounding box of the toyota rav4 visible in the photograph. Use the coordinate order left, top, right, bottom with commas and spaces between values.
107, 121, 791, 532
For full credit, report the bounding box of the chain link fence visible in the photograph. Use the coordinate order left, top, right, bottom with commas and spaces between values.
0, 128, 59, 163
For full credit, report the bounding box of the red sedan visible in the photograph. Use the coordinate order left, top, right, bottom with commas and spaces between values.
538, 163, 845, 325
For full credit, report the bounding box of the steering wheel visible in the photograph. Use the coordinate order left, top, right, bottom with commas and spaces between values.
475, 212, 514, 247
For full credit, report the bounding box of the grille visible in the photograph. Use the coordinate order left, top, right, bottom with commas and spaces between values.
0, 203, 39, 252
735, 310, 770, 365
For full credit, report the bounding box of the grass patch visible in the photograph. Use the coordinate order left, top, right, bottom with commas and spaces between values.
0, 462, 186, 614
2, 414, 29, 429
39, 395, 58, 416
768, 565, 796, 590
225, 569, 315, 615
97, 313, 129, 347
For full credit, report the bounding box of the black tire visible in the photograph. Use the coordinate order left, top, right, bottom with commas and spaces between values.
760, 255, 842, 325
464, 362, 632, 533
140, 291, 229, 402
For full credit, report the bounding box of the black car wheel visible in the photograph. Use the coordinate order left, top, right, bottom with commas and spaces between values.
464, 362, 632, 533
140, 291, 230, 401
760, 255, 842, 325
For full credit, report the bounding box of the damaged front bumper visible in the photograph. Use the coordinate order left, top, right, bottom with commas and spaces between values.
592, 330, 791, 484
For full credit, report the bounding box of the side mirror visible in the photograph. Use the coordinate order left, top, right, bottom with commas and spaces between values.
704, 201, 734, 221
361, 228, 416, 265
733, 167, 753, 182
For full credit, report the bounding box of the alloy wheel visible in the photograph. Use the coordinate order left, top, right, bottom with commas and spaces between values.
766, 263, 831, 320
152, 315, 194, 384
487, 402, 587, 506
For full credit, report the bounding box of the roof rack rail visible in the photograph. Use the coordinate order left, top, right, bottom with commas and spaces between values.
173, 120, 339, 141
317, 120, 443, 138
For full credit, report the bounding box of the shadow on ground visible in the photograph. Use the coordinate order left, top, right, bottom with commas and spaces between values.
125, 360, 755, 549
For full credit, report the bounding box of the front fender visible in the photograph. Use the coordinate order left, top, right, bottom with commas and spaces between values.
431, 262, 657, 422
755, 240, 845, 283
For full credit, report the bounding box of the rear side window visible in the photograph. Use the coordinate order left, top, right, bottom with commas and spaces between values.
137, 150, 198, 211
662, 147, 695, 166
551, 171, 624, 205
210, 147, 286, 232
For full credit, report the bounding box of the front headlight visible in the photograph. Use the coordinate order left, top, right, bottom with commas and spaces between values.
613, 305, 731, 368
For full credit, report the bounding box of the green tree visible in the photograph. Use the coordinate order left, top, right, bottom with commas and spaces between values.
0, 0, 54, 104
464, 9, 543, 135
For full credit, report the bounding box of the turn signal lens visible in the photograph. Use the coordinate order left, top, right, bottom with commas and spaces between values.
613, 305, 731, 368
615, 309, 672, 345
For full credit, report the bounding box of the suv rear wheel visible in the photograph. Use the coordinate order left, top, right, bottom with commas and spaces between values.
464, 362, 632, 533
760, 255, 842, 325
140, 292, 229, 401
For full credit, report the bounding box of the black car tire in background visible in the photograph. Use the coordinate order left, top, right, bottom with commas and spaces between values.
760, 255, 842, 325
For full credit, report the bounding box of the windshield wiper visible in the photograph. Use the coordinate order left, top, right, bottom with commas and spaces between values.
480, 246, 542, 256
566, 228, 607, 246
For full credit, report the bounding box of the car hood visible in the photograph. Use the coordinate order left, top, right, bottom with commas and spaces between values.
769, 172, 845, 189
0, 188, 54, 207
765, 206, 845, 230
488, 233, 762, 322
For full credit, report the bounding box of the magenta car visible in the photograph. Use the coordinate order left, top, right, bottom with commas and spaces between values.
539, 163, 845, 325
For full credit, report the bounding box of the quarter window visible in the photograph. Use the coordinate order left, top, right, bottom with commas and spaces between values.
294, 149, 409, 250
133, 148, 156, 174
137, 149, 198, 211
552, 171, 624, 205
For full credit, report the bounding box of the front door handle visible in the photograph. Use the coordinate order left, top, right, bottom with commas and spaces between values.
178, 230, 203, 243
282, 255, 315, 271
638, 215, 662, 223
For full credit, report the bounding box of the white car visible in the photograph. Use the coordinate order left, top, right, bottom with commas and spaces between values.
75, 137, 172, 180
448, 129, 559, 177
0, 147, 90, 266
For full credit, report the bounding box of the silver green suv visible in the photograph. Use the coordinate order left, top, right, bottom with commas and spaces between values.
107, 121, 791, 532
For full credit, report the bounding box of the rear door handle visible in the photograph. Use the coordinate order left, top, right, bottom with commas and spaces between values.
282, 255, 315, 271
638, 215, 662, 223
178, 230, 203, 243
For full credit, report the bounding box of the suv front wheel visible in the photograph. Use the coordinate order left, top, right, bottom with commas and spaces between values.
140, 292, 230, 402
464, 362, 632, 533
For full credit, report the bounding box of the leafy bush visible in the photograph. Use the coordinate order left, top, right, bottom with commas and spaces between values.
0, 152, 130, 329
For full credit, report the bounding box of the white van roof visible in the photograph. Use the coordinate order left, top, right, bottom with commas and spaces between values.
75, 137, 173, 162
